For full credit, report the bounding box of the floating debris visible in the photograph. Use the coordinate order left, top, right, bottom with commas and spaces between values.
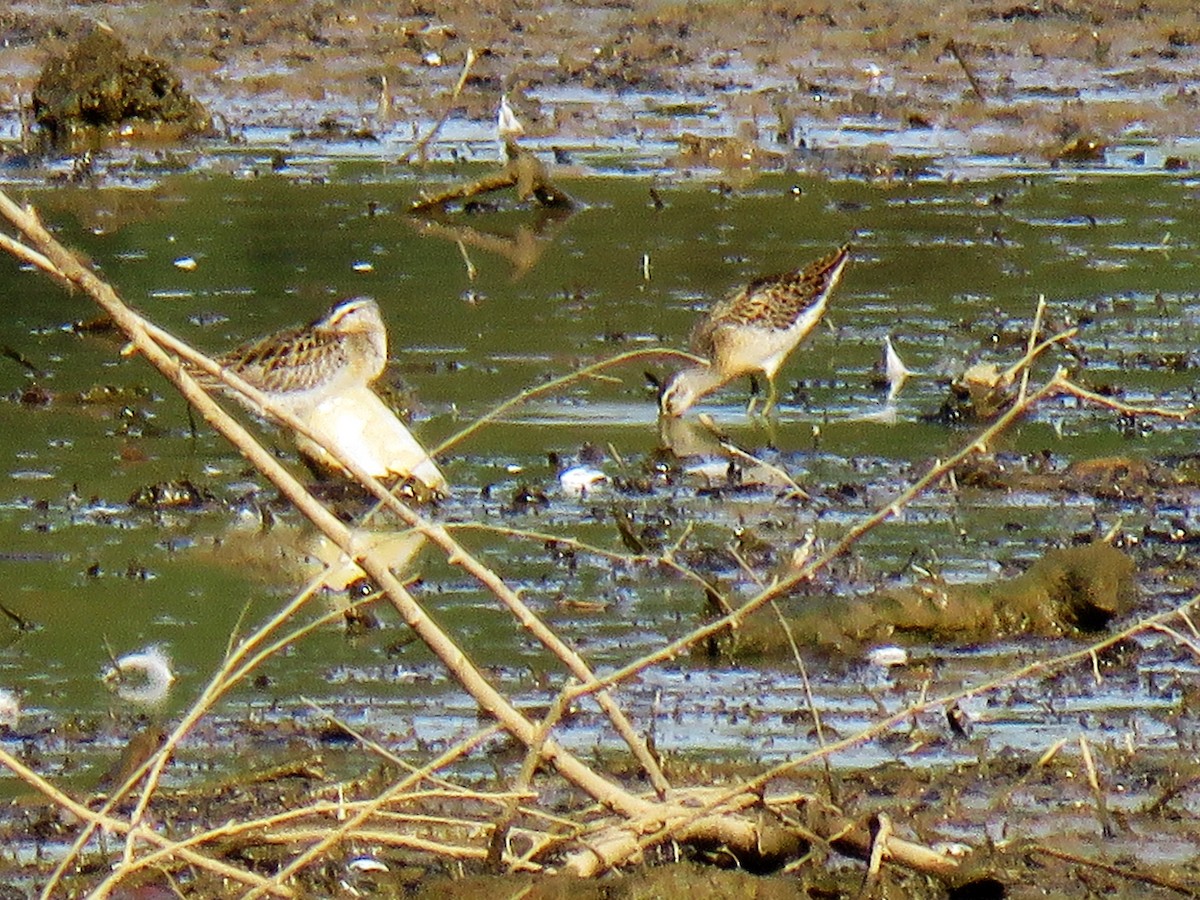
559, 464, 608, 497
1051, 134, 1107, 163
867, 646, 909, 669
0, 690, 19, 729
410, 146, 575, 212
104, 645, 175, 707
128, 479, 214, 510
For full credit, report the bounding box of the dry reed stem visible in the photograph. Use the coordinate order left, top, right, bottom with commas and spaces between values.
560, 372, 1067, 716
727, 545, 832, 790
1026, 845, 1200, 897
247, 724, 521, 896
560, 355, 1187, 716
446, 521, 721, 597
0, 748, 290, 897
488, 680, 579, 868
1017, 293, 1047, 404
0, 190, 668, 890
604, 591, 1200, 880
138, 316, 672, 797
999, 324, 1077, 387
0, 215, 378, 897
1, 197, 662, 804
432, 346, 706, 457
56, 567, 337, 896
1057, 379, 1194, 421
295, 698, 571, 836
95, 772, 537, 896
259, 827, 498, 863
91, 658, 491, 893
945, 38, 987, 102
859, 812, 891, 898
0, 230, 70, 289
558, 364, 1196, 875
4, 192, 1195, 890
399, 47, 477, 165
1078, 734, 1115, 837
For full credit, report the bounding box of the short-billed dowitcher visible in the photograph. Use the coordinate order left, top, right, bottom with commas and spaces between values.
659, 244, 850, 418
213, 296, 387, 406
205, 297, 447, 495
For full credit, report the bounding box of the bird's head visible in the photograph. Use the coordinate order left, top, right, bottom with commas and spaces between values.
658, 367, 705, 418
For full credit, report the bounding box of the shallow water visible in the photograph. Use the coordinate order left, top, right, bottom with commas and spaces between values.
0, 154, 1199, 847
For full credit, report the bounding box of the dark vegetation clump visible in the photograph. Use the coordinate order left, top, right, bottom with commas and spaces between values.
32, 24, 210, 150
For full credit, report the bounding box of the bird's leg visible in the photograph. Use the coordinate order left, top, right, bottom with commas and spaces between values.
745, 374, 761, 417
757, 377, 780, 418
758, 413, 779, 449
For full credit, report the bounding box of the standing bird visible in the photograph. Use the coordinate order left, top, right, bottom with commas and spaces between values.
201, 297, 447, 496
659, 244, 850, 418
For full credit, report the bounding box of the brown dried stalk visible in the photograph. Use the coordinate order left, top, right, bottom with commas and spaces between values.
6, 186, 1194, 893
0, 745, 290, 897
0, 190, 757, 894
399, 47, 478, 165
410, 148, 575, 211
0, 193, 655, 877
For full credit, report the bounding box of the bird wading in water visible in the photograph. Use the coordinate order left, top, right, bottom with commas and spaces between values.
659, 244, 851, 418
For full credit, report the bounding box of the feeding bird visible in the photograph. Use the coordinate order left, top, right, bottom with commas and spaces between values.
659, 244, 850, 418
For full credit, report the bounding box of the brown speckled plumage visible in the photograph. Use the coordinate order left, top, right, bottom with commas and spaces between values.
660, 244, 850, 417
212, 297, 387, 397
692, 245, 850, 354
198, 297, 447, 495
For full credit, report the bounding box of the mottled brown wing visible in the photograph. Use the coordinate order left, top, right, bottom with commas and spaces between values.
216, 324, 350, 394
690, 244, 849, 354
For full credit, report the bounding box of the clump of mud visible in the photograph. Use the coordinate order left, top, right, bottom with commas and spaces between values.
31, 23, 210, 150
725, 541, 1137, 658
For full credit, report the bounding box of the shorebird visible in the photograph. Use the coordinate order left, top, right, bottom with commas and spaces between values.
659, 244, 850, 418
204, 297, 448, 496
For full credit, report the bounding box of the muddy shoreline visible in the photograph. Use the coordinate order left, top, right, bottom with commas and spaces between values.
3, 1, 1200, 169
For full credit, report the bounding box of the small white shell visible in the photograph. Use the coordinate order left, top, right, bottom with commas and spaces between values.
347, 856, 389, 873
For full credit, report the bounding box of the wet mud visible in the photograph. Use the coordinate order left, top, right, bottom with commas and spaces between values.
726, 541, 1137, 658
3, 1, 1200, 169
1, 3, 1200, 898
